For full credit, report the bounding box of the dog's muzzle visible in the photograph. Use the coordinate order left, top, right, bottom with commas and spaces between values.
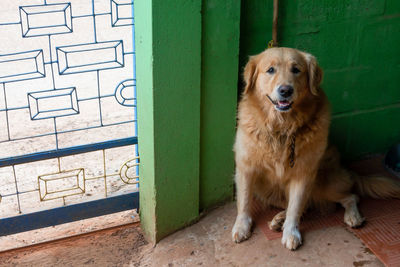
267, 85, 294, 112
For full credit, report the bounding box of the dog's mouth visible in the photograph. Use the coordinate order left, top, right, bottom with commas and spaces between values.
267, 95, 293, 112
275, 100, 293, 111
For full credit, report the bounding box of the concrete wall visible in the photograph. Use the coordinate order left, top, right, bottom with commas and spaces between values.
135, 0, 240, 242
240, 0, 400, 160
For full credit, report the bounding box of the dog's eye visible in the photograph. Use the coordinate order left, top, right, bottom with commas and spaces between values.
291, 67, 300, 74
267, 67, 275, 74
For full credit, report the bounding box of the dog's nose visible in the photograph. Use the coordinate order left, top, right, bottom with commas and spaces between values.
278, 85, 294, 98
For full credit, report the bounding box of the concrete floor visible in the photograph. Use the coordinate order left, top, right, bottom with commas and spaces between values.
0, 202, 383, 267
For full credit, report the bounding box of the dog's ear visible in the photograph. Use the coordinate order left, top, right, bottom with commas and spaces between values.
303, 52, 323, 95
243, 56, 259, 94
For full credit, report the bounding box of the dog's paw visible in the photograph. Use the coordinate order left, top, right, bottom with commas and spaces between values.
281, 227, 302, 250
232, 214, 252, 243
344, 209, 365, 228
269, 211, 286, 232
269, 220, 283, 232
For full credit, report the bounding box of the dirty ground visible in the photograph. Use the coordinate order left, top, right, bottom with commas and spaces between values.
0, 202, 383, 266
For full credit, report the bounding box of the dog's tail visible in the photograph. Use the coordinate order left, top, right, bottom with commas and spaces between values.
353, 174, 400, 199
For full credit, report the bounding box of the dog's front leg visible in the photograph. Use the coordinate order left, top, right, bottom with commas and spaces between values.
232, 168, 254, 243
282, 180, 309, 250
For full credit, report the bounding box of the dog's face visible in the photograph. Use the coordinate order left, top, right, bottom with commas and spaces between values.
243, 47, 323, 113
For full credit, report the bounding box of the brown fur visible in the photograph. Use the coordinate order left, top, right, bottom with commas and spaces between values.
232, 47, 400, 250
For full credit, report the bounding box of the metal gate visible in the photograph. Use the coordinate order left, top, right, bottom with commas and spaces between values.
0, 0, 138, 236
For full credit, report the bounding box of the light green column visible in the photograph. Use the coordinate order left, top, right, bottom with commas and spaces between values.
200, 0, 241, 210
135, 0, 202, 243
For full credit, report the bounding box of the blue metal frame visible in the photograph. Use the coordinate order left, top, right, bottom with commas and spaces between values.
0, 137, 137, 167
0, 191, 139, 236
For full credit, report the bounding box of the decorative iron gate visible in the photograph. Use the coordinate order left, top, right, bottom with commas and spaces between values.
0, 0, 139, 236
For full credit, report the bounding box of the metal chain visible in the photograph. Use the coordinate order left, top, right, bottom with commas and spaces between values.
268, 0, 279, 48
289, 134, 296, 168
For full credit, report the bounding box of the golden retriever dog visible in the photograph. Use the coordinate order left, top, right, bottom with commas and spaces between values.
232, 47, 400, 250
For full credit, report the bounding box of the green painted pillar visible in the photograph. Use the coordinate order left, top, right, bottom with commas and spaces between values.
200, 0, 241, 210
135, 0, 202, 243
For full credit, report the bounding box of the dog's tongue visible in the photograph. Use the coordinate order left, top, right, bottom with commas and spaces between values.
278, 101, 290, 107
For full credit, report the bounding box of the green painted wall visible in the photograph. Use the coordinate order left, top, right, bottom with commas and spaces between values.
135, 0, 202, 243
200, 0, 241, 210
135, 0, 240, 242
240, 0, 400, 160
136, 0, 398, 242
